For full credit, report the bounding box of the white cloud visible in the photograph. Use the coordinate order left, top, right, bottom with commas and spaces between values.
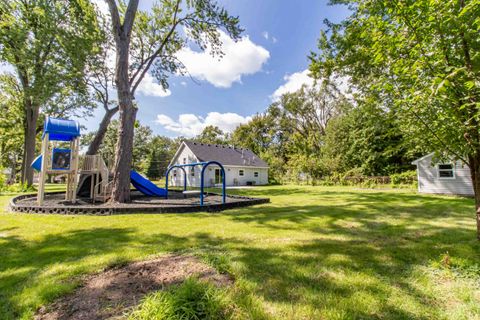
155, 111, 252, 136
137, 73, 172, 97
176, 30, 270, 88
271, 69, 314, 101
262, 31, 277, 43
271, 69, 352, 101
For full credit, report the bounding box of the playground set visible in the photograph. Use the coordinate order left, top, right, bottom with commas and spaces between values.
12, 117, 267, 214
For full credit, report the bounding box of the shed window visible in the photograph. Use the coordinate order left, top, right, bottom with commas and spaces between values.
173, 170, 177, 177
239, 169, 244, 176
191, 167, 195, 176
254, 171, 259, 177
438, 164, 455, 179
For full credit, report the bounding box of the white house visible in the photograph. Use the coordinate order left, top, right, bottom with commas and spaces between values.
412, 153, 473, 196
169, 141, 269, 187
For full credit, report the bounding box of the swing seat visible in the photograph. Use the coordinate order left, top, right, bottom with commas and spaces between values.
182, 190, 202, 195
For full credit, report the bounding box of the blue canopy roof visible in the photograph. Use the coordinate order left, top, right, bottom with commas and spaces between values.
43, 117, 80, 141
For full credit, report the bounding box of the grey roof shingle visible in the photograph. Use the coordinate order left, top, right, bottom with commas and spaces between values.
183, 141, 269, 167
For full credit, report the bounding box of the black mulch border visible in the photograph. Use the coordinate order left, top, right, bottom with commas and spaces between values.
9, 191, 270, 215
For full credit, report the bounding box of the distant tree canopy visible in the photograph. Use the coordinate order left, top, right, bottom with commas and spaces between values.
146, 136, 178, 180
230, 80, 423, 183
195, 126, 226, 145
82, 120, 152, 172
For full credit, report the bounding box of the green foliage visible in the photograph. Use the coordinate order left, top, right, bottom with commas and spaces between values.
128, 278, 234, 320
322, 104, 421, 176
0, 0, 100, 110
146, 136, 178, 180
231, 85, 351, 183
3, 183, 36, 193
81, 120, 154, 172
0, 75, 24, 180
195, 126, 227, 145
310, 0, 480, 183
390, 170, 417, 186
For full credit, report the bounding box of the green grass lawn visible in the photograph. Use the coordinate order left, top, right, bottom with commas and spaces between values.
1, 185, 479, 319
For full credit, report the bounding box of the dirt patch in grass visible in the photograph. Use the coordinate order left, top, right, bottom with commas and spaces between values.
35, 255, 233, 320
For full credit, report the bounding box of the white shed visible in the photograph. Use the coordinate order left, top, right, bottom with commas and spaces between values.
412, 153, 473, 196
169, 141, 269, 187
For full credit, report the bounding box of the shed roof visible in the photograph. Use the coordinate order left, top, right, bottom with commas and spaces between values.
43, 117, 80, 141
411, 152, 435, 165
182, 141, 269, 167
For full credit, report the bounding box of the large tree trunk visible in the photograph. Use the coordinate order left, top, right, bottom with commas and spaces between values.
22, 99, 39, 186
468, 154, 480, 240
110, 38, 136, 203
111, 104, 136, 203
86, 106, 119, 155
107, 0, 139, 203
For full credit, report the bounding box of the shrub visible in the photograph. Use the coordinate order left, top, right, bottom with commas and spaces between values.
5, 183, 36, 193
128, 278, 234, 320
390, 170, 417, 186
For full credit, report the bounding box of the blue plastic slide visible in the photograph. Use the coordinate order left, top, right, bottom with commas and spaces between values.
31, 155, 43, 171
130, 170, 167, 197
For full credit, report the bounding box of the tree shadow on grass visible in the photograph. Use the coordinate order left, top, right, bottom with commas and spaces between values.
219, 189, 478, 318
229, 224, 478, 319
1, 186, 479, 320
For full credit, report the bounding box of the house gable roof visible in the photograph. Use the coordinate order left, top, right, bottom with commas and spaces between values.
180, 141, 269, 167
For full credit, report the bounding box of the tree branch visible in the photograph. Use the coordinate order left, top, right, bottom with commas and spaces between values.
123, 0, 140, 39
130, 0, 182, 94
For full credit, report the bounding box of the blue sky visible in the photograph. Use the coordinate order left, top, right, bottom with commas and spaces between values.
83, 1, 350, 137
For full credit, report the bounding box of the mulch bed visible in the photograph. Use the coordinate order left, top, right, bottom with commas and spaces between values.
35, 255, 233, 320
10, 191, 269, 214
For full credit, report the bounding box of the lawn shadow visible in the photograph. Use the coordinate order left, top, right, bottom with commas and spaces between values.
218, 188, 479, 318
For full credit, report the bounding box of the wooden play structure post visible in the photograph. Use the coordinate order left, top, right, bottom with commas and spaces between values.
37, 133, 49, 205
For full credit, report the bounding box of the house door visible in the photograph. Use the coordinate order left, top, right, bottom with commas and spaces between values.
214, 169, 222, 184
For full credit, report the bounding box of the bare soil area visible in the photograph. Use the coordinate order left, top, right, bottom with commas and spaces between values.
35, 255, 232, 320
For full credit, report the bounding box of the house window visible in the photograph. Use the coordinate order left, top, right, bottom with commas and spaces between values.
173, 170, 177, 177
438, 164, 455, 179
183, 157, 186, 164
239, 169, 244, 176
254, 171, 259, 178
191, 167, 195, 176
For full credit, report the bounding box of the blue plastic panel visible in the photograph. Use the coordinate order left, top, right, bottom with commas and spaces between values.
43, 117, 80, 141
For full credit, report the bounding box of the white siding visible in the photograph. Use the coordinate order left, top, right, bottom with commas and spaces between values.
415, 153, 473, 196
168, 143, 268, 187
169, 144, 199, 187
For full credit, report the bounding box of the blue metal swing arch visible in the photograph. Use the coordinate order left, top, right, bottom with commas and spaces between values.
164, 161, 226, 206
